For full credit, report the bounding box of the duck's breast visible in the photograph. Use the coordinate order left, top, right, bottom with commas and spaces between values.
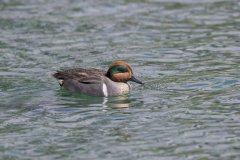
104, 78, 130, 96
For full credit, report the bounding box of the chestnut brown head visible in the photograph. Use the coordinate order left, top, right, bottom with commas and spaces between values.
106, 61, 143, 84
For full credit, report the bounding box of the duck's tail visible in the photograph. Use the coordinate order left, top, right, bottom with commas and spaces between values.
52, 72, 64, 87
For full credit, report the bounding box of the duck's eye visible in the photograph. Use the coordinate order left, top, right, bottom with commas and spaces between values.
107, 65, 128, 77
117, 67, 128, 73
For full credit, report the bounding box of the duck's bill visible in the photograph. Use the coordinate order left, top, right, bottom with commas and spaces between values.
130, 76, 144, 84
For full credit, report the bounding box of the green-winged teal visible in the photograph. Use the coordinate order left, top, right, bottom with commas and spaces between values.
53, 61, 143, 96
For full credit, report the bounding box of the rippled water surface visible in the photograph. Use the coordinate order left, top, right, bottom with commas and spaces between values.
0, 0, 240, 159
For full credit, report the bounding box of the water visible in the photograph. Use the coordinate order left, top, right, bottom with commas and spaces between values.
0, 0, 240, 159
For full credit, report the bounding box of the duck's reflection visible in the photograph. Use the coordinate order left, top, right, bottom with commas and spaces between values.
103, 95, 130, 109
56, 90, 130, 109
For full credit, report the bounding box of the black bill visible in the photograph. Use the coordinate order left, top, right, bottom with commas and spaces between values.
130, 76, 144, 84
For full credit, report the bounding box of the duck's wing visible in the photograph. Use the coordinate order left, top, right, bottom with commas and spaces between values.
53, 68, 107, 96
53, 68, 105, 82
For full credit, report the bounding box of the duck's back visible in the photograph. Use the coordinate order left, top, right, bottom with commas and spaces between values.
53, 68, 107, 96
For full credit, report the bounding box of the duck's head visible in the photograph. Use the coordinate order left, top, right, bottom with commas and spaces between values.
106, 61, 144, 84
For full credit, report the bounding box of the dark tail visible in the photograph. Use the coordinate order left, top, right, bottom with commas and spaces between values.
52, 72, 62, 80
52, 72, 64, 86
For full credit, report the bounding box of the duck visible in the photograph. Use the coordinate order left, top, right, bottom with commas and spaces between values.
53, 61, 143, 97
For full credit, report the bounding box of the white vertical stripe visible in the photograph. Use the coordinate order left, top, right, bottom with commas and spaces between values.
102, 83, 108, 97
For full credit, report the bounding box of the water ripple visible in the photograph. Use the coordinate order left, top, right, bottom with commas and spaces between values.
0, 0, 240, 159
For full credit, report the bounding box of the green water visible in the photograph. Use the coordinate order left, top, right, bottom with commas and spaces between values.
0, 0, 240, 159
